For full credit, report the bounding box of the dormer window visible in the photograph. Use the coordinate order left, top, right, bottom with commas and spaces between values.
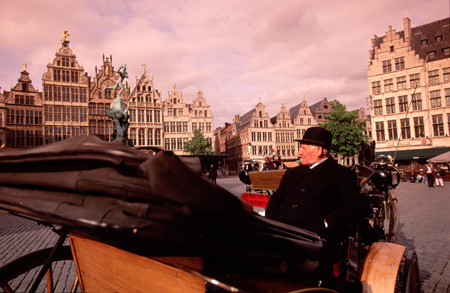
428, 51, 436, 59
435, 35, 443, 43
421, 39, 428, 46
390, 46, 394, 52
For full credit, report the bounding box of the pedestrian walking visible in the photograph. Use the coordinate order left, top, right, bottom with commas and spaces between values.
208, 164, 217, 184
434, 164, 445, 187
423, 163, 434, 188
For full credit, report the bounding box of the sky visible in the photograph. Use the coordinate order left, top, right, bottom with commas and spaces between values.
1, 0, 449, 128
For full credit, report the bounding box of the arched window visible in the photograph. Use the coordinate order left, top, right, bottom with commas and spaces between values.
259, 111, 262, 117
89, 120, 96, 135
130, 128, 137, 146
139, 129, 145, 146
147, 129, 153, 145
199, 111, 203, 117
98, 120, 105, 136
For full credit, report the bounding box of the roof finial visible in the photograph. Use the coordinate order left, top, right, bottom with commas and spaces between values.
22, 63, 27, 71
142, 63, 146, 73
61, 30, 71, 44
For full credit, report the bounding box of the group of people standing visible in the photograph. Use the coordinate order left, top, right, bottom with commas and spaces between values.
420, 163, 446, 187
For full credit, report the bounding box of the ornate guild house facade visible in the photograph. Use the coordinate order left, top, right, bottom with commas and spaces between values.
89, 54, 126, 141
128, 66, 163, 149
42, 38, 89, 144
4, 65, 43, 147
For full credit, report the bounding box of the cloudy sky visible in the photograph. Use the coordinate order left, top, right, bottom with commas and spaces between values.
1, 0, 449, 127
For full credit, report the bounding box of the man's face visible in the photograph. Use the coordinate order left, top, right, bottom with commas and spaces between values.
298, 144, 322, 166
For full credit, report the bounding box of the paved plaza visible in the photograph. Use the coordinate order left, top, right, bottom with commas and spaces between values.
0, 176, 449, 292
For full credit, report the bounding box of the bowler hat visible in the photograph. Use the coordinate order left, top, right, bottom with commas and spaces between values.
295, 127, 333, 149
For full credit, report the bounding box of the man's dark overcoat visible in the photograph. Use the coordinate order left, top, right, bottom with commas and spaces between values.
266, 157, 363, 242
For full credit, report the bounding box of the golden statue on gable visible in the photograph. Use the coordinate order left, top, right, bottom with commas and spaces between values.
61, 30, 71, 44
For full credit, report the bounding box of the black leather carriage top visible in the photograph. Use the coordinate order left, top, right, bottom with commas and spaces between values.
0, 135, 323, 277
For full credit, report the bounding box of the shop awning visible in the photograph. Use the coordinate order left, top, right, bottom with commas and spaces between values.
376, 147, 450, 160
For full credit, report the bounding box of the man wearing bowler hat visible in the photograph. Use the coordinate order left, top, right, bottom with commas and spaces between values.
266, 126, 364, 252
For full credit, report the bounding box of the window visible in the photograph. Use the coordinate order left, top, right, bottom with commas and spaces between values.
411, 93, 422, 110
430, 90, 441, 108
183, 122, 188, 133
71, 71, 78, 83
400, 118, 411, 139
448, 113, 450, 134
421, 39, 428, 46
385, 97, 395, 114
395, 57, 405, 70
375, 121, 385, 142
176, 122, 182, 133
444, 48, 450, 57
387, 120, 398, 140
170, 122, 175, 133
445, 88, 450, 106
443, 68, 450, 82
138, 109, 144, 122
410, 73, 420, 88
130, 129, 137, 146
374, 100, 383, 116
398, 95, 408, 112
414, 117, 425, 138
435, 35, 443, 43
428, 51, 436, 59
382, 60, 392, 73
384, 79, 394, 92
432, 114, 444, 136
147, 129, 153, 145
396, 76, 407, 90
428, 70, 439, 84
372, 81, 381, 94
138, 129, 145, 146
390, 46, 394, 52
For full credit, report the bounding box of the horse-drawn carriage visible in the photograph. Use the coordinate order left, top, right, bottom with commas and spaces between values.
239, 155, 420, 292
0, 136, 419, 292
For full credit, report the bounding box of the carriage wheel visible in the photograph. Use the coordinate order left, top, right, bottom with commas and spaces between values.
395, 250, 420, 293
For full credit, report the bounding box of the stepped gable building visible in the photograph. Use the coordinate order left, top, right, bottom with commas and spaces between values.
128, 65, 163, 149
42, 35, 89, 144
4, 64, 44, 147
368, 17, 450, 164
163, 84, 191, 155
189, 90, 214, 149
270, 100, 296, 161
289, 95, 319, 147
228, 99, 275, 172
89, 54, 128, 141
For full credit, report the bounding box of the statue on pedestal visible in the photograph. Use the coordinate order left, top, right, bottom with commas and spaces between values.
104, 64, 131, 145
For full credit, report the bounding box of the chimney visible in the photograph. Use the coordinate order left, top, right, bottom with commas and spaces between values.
403, 18, 411, 41
235, 114, 240, 122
